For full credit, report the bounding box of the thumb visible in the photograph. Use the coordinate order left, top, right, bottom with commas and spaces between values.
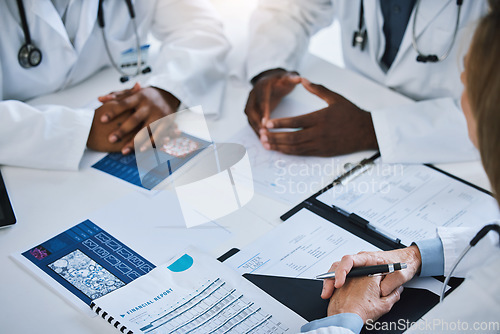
131, 82, 142, 92
98, 83, 142, 102
301, 78, 338, 104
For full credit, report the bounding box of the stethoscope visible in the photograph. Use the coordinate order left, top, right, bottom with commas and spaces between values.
353, 0, 463, 63
16, 0, 151, 83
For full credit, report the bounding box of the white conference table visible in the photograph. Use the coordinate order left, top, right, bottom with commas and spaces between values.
0, 53, 490, 334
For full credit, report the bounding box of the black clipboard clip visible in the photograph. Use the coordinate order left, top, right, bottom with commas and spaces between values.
332, 204, 402, 247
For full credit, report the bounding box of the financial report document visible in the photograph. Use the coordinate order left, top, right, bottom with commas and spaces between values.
224, 209, 380, 278
317, 163, 500, 246
93, 248, 306, 333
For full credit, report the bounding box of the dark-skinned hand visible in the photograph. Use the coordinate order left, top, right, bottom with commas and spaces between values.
87, 107, 135, 152
244, 69, 302, 135
96, 83, 181, 155
326, 275, 404, 323
259, 78, 379, 156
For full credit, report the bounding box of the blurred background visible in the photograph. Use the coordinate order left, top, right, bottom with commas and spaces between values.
209, 0, 344, 77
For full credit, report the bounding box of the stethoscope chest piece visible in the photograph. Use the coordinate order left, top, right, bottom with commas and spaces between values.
18, 43, 42, 68
352, 29, 367, 51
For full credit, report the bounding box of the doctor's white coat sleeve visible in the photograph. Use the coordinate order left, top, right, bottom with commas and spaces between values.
145, 0, 230, 115
247, 0, 334, 81
0, 61, 94, 170
0, 103, 93, 171
436, 226, 500, 277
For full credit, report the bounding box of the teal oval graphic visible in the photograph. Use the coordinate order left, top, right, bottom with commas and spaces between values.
167, 254, 194, 272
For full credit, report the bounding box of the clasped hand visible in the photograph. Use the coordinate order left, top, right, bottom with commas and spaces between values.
244, 70, 379, 156
87, 83, 180, 155
323, 246, 422, 323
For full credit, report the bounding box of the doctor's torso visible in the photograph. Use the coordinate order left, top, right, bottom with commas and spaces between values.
333, 0, 488, 101
0, 0, 155, 102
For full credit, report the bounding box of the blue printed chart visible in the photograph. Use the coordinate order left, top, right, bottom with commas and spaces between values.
92, 133, 211, 190
21, 220, 155, 306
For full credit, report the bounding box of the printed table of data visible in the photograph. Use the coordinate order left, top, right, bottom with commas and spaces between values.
136, 278, 288, 334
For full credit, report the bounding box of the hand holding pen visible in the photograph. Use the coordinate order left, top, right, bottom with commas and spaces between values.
320, 247, 423, 300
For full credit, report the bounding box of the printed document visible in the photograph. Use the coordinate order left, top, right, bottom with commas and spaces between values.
93, 247, 306, 333
224, 209, 380, 278
317, 163, 500, 246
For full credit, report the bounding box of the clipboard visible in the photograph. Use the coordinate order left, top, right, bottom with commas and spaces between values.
281, 152, 493, 250
217, 152, 495, 333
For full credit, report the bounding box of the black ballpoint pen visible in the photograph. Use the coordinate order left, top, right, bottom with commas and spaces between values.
315, 263, 407, 280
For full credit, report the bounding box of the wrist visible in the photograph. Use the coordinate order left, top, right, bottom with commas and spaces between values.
328, 301, 367, 323
358, 110, 379, 151
151, 86, 180, 111
407, 245, 423, 275
250, 68, 299, 86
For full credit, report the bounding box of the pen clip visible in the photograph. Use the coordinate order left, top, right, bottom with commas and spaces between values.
368, 272, 390, 277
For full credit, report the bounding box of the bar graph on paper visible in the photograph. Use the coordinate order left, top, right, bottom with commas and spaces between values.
129, 278, 289, 334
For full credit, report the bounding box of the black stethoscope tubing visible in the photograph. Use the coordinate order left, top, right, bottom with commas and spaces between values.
353, 0, 464, 63
16, 0, 150, 82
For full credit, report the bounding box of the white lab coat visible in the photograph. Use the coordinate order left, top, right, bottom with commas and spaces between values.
0, 0, 229, 170
248, 0, 488, 164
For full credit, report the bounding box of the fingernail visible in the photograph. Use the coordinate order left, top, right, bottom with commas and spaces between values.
263, 143, 271, 150
101, 115, 109, 122
109, 135, 117, 143
260, 135, 268, 142
302, 78, 311, 85
261, 117, 267, 125
122, 147, 131, 155
266, 121, 274, 129
259, 128, 266, 135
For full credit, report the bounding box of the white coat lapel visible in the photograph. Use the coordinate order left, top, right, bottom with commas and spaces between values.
28, 0, 71, 44
73, 1, 99, 52
362, 0, 385, 63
